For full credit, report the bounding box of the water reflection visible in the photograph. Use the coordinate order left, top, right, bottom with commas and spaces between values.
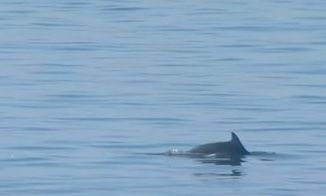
194, 169, 245, 178
148, 150, 276, 166
197, 155, 245, 166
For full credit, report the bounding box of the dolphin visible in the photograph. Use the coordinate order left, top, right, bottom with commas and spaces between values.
188, 132, 250, 157
146, 132, 251, 165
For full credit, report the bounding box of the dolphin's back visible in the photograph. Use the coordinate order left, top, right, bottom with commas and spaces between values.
188, 132, 250, 156
189, 142, 231, 155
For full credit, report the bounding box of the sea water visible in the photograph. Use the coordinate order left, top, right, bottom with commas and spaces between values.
1, 0, 326, 195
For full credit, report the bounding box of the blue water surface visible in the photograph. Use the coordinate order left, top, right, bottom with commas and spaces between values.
1, 0, 326, 195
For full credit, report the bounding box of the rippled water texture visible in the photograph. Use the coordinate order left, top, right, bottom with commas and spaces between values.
1, 0, 326, 195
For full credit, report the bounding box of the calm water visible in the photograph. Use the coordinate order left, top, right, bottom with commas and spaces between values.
1, 0, 326, 195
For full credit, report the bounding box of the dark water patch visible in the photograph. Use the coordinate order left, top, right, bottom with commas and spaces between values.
291, 95, 326, 102
268, 187, 298, 195
42, 96, 110, 105
7, 103, 66, 109
16, 162, 66, 167
195, 92, 235, 98
0, 126, 27, 131
46, 93, 104, 99
219, 44, 257, 48
309, 41, 326, 45
171, 101, 224, 106
47, 43, 104, 52
23, 42, 107, 52
192, 8, 228, 15
32, 71, 75, 75
158, 63, 200, 68
294, 6, 326, 12
259, 75, 293, 80
8, 146, 76, 151
34, 79, 89, 83
298, 16, 326, 21
300, 149, 326, 154
197, 157, 244, 166
31, 22, 79, 28
294, 180, 326, 185
3, 9, 37, 15
100, 6, 149, 12
250, 62, 298, 68
257, 46, 314, 53
156, 26, 200, 33
45, 140, 99, 147
3, 187, 83, 195
193, 169, 245, 178
40, 63, 84, 68
241, 127, 314, 132
0, 41, 105, 53
107, 19, 143, 23
94, 134, 131, 140
60, 1, 91, 9
269, 143, 320, 148
290, 69, 326, 75
0, 180, 58, 189
214, 57, 243, 62
90, 142, 190, 150
54, 117, 189, 123
225, 106, 285, 112
1, 81, 38, 86
289, 84, 326, 88
90, 144, 164, 149
106, 101, 154, 106
89, 158, 161, 167
171, 82, 218, 87
163, 48, 204, 54
22, 127, 58, 132
212, 120, 260, 125
214, 25, 309, 32
240, 120, 326, 127
138, 71, 181, 77
124, 79, 164, 84
1, 157, 50, 163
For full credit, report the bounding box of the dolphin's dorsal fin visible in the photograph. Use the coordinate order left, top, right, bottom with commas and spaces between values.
231, 132, 250, 155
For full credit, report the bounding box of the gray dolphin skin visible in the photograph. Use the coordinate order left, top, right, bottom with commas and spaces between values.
146, 132, 252, 165
188, 132, 250, 156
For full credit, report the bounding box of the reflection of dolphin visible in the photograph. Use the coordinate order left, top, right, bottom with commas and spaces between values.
188, 132, 250, 156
